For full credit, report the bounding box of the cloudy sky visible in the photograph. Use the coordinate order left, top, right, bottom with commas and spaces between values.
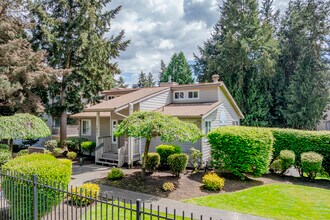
110, 0, 289, 86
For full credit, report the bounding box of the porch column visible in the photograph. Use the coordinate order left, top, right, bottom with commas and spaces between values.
128, 103, 134, 168
96, 112, 100, 147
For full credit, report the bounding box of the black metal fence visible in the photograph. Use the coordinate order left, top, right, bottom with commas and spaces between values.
0, 171, 213, 220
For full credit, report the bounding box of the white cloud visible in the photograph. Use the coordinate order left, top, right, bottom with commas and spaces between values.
109, 0, 289, 87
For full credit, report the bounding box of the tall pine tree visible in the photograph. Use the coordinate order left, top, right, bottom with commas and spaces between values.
133, 71, 155, 88
278, 0, 330, 129
29, 0, 129, 146
161, 52, 194, 84
159, 60, 166, 85
194, 0, 279, 126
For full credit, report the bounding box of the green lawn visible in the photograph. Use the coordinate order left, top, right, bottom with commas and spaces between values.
184, 184, 330, 220
83, 202, 189, 220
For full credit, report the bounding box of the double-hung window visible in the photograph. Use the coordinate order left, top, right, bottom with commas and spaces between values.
81, 119, 91, 136
188, 91, 199, 99
205, 121, 212, 135
174, 91, 185, 100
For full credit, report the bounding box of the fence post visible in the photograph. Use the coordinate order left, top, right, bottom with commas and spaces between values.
33, 175, 38, 220
136, 199, 141, 220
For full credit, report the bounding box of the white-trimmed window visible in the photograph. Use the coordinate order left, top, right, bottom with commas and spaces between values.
174, 91, 185, 100
112, 120, 118, 143
81, 119, 91, 136
232, 121, 239, 126
205, 121, 212, 135
188, 91, 199, 99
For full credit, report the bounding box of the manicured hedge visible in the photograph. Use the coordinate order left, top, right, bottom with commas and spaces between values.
272, 129, 330, 173
156, 144, 181, 166
208, 126, 274, 179
2, 154, 72, 218
168, 153, 189, 177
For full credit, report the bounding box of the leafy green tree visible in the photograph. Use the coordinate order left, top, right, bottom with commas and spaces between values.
0, 0, 54, 116
278, 0, 330, 129
161, 52, 194, 84
194, 0, 279, 126
114, 111, 203, 177
29, 0, 129, 147
0, 114, 51, 154
146, 72, 156, 87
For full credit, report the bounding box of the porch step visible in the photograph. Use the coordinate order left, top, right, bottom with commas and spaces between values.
96, 158, 118, 166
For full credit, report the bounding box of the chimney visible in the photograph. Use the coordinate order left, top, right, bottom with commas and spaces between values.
212, 74, 219, 83
160, 75, 178, 87
168, 75, 172, 83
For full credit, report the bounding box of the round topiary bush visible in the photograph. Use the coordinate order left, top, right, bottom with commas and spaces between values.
162, 182, 175, 192
301, 152, 323, 180
107, 167, 124, 180
0, 149, 11, 166
70, 183, 100, 206
53, 148, 63, 158
269, 159, 283, 173
144, 153, 160, 173
208, 126, 274, 179
67, 151, 77, 160
202, 172, 225, 191
2, 154, 72, 218
156, 144, 182, 167
279, 150, 295, 174
81, 141, 96, 156
167, 153, 188, 177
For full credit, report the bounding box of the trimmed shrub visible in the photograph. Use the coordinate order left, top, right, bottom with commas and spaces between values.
107, 167, 124, 180
144, 153, 160, 173
64, 140, 77, 152
156, 144, 181, 166
279, 150, 295, 174
2, 154, 72, 218
0, 144, 9, 150
17, 149, 29, 156
272, 129, 330, 174
269, 159, 283, 173
81, 141, 96, 156
71, 183, 100, 206
0, 149, 11, 166
301, 152, 323, 180
44, 140, 58, 152
189, 147, 203, 172
58, 159, 73, 171
67, 151, 77, 160
167, 153, 188, 177
67, 137, 89, 152
162, 182, 175, 192
53, 148, 63, 158
202, 172, 225, 191
208, 126, 274, 179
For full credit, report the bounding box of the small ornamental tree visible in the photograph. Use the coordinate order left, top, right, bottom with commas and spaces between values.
0, 114, 51, 154
114, 111, 203, 177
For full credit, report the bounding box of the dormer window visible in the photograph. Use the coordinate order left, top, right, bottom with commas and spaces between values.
188, 91, 199, 99
174, 91, 185, 100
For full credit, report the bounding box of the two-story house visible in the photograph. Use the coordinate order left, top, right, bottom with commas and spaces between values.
71, 75, 244, 167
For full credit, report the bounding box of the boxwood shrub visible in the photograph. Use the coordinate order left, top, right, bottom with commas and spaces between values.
272, 129, 330, 173
156, 144, 181, 167
107, 167, 124, 180
301, 152, 323, 180
2, 154, 72, 218
144, 153, 160, 173
208, 126, 274, 179
81, 141, 96, 156
279, 150, 295, 174
168, 153, 188, 177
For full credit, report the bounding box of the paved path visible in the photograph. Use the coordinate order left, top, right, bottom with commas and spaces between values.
71, 164, 269, 220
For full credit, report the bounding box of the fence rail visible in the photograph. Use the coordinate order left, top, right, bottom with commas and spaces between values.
0, 170, 213, 220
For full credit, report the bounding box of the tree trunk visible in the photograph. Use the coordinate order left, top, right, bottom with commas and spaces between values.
9, 139, 13, 157
141, 139, 151, 178
59, 77, 67, 150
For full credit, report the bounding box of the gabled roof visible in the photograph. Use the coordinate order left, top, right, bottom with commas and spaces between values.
101, 88, 140, 96
155, 102, 221, 118
85, 87, 170, 112
71, 112, 111, 118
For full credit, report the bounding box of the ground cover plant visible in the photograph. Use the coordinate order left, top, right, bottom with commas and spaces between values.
184, 184, 330, 220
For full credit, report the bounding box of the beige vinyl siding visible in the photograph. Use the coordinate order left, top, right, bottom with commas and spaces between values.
140, 91, 171, 111
218, 87, 240, 124
172, 86, 219, 103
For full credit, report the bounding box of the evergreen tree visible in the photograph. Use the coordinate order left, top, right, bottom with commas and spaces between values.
29, 0, 129, 146
159, 60, 166, 85
161, 52, 194, 84
0, 0, 54, 115
146, 72, 156, 87
133, 71, 147, 88
278, 0, 330, 129
116, 76, 128, 88
194, 0, 279, 126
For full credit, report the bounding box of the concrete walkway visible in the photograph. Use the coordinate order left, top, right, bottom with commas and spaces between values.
71, 164, 269, 220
